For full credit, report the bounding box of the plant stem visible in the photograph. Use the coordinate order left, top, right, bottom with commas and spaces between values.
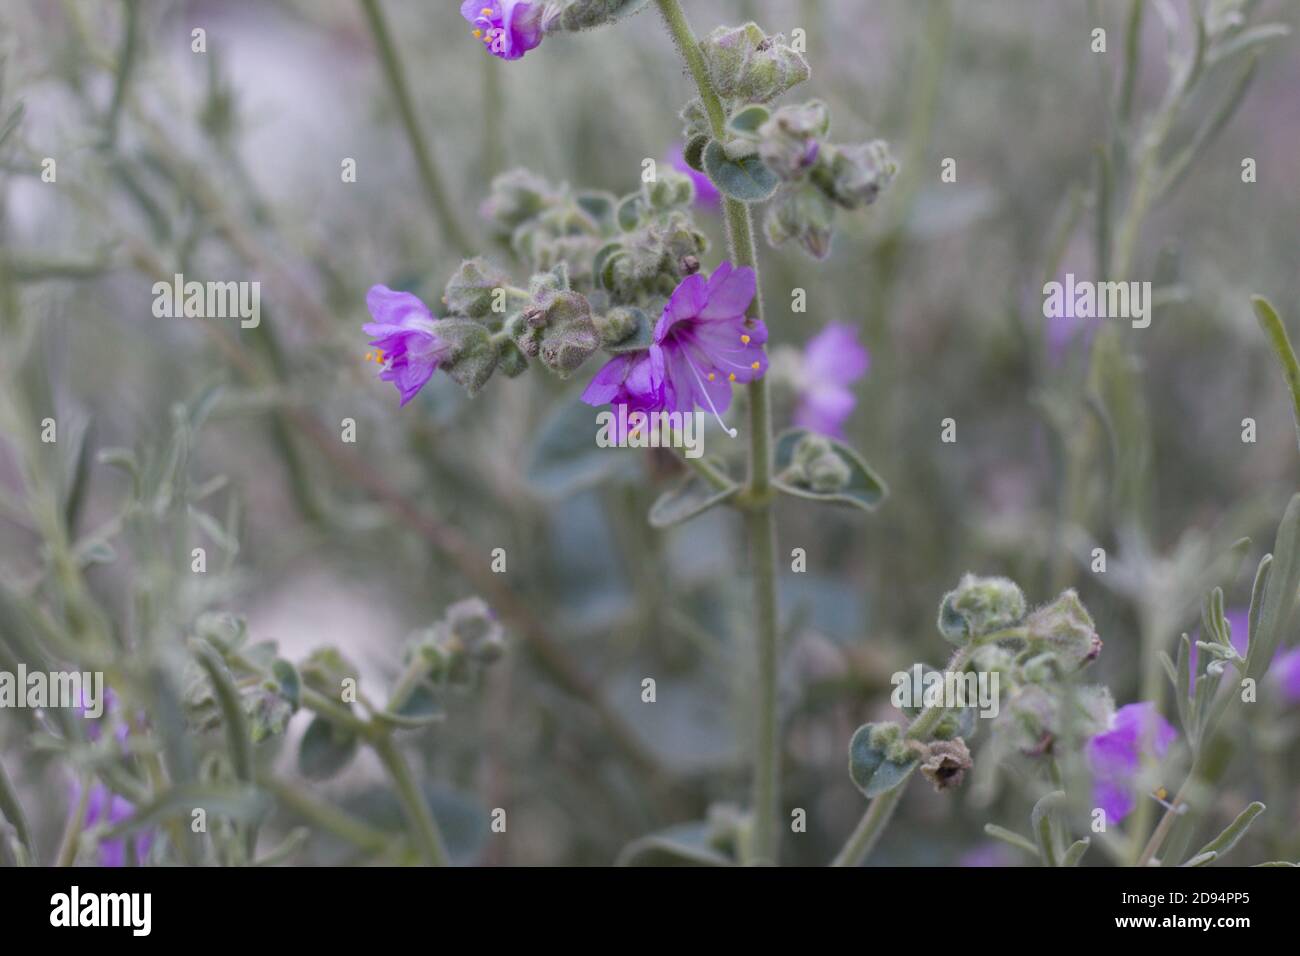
358, 0, 473, 253
831, 644, 975, 867
371, 734, 450, 866
655, 0, 783, 865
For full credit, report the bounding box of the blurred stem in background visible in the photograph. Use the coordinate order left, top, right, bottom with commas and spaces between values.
654, 0, 782, 865
357, 0, 474, 254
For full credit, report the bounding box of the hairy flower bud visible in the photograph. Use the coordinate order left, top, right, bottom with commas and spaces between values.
444, 257, 512, 319
700, 23, 810, 104
757, 100, 829, 181
764, 183, 836, 259
821, 140, 897, 209
439, 597, 506, 663
643, 167, 696, 211
937, 574, 1026, 645
431, 318, 499, 394
594, 305, 643, 347
482, 168, 558, 234
919, 738, 972, 792
553, 0, 650, 32
1026, 589, 1103, 671
511, 271, 599, 377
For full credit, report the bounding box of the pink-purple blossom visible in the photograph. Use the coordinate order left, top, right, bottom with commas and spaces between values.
364, 286, 451, 406
794, 321, 869, 438
668, 143, 720, 210
582, 261, 765, 430
1085, 702, 1177, 823
70, 780, 152, 867
461, 1, 545, 60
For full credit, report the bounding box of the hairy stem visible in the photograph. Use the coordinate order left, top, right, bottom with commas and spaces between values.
831, 644, 976, 867
371, 734, 450, 866
655, 0, 782, 864
358, 0, 473, 253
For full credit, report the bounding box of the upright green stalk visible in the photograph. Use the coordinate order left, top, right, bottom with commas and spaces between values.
655, 0, 782, 864
358, 0, 473, 253
831, 642, 977, 867
372, 734, 450, 866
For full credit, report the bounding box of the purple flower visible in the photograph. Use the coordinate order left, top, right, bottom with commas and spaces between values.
668, 144, 720, 211
77, 686, 131, 745
1085, 702, 1177, 823
793, 321, 869, 438
70, 780, 152, 867
363, 285, 451, 406
582, 262, 765, 431
1274, 647, 1300, 703
461, 1, 545, 60
580, 348, 665, 439
656, 262, 765, 421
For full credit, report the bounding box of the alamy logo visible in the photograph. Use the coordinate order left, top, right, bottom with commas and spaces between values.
0, 666, 103, 717
152, 273, 261, 328
1042, 273, 1151, 329
891, 663, 1000, 719
596, 406, 707, 459
50, 886, 151, 936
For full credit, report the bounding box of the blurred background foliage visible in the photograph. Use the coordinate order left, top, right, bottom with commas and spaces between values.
1, 0, 1298, 866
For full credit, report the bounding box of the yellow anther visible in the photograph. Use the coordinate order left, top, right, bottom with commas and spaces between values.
707, 372, 716, 381
751, 361, 760, 370
481, 7, 493, 14
472, 28, 482, 38
728, 373, 736, 382
740, 334, 750, 344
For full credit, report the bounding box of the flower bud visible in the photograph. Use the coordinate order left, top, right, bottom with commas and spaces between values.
444, 258, 512, 319
440, 597, 505, 664
701, 23, 811, 104
496, 338, 529, 377
431, 318, 499, 395
1026, 589, 1103, 671
482, 168, 558, 234
642, 167, 696, 211
764, 183, 836, 259
554, 0, 650, 31
821, 140, 897, 209
511, 273, 599, 378
919, 738, 972, 792
937, 574, 1026, 644
757, 100, 829, 181
594, 305, 643, 347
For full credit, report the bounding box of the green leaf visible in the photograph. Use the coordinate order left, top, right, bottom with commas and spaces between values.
616, 194, 643, 231
703, 140, 779, 202
1190, 801, 1264, 864
648, 471, 739, 529
193, 641, 254, 784
1248, 495, 1300, 685
772, 428, 888, 511
101, 783, 270, 839
0, 757, 35, 865
727, 104, 770, 135
525, 393, 629, 497
1253, 297, 1300, 455
1063, 838, 1091, 866
983, 823, 1039, 857
1031, 790, 1068, 867
297, 716, 360, 780
617, 825, 733, 866
848, 723, 917, 798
